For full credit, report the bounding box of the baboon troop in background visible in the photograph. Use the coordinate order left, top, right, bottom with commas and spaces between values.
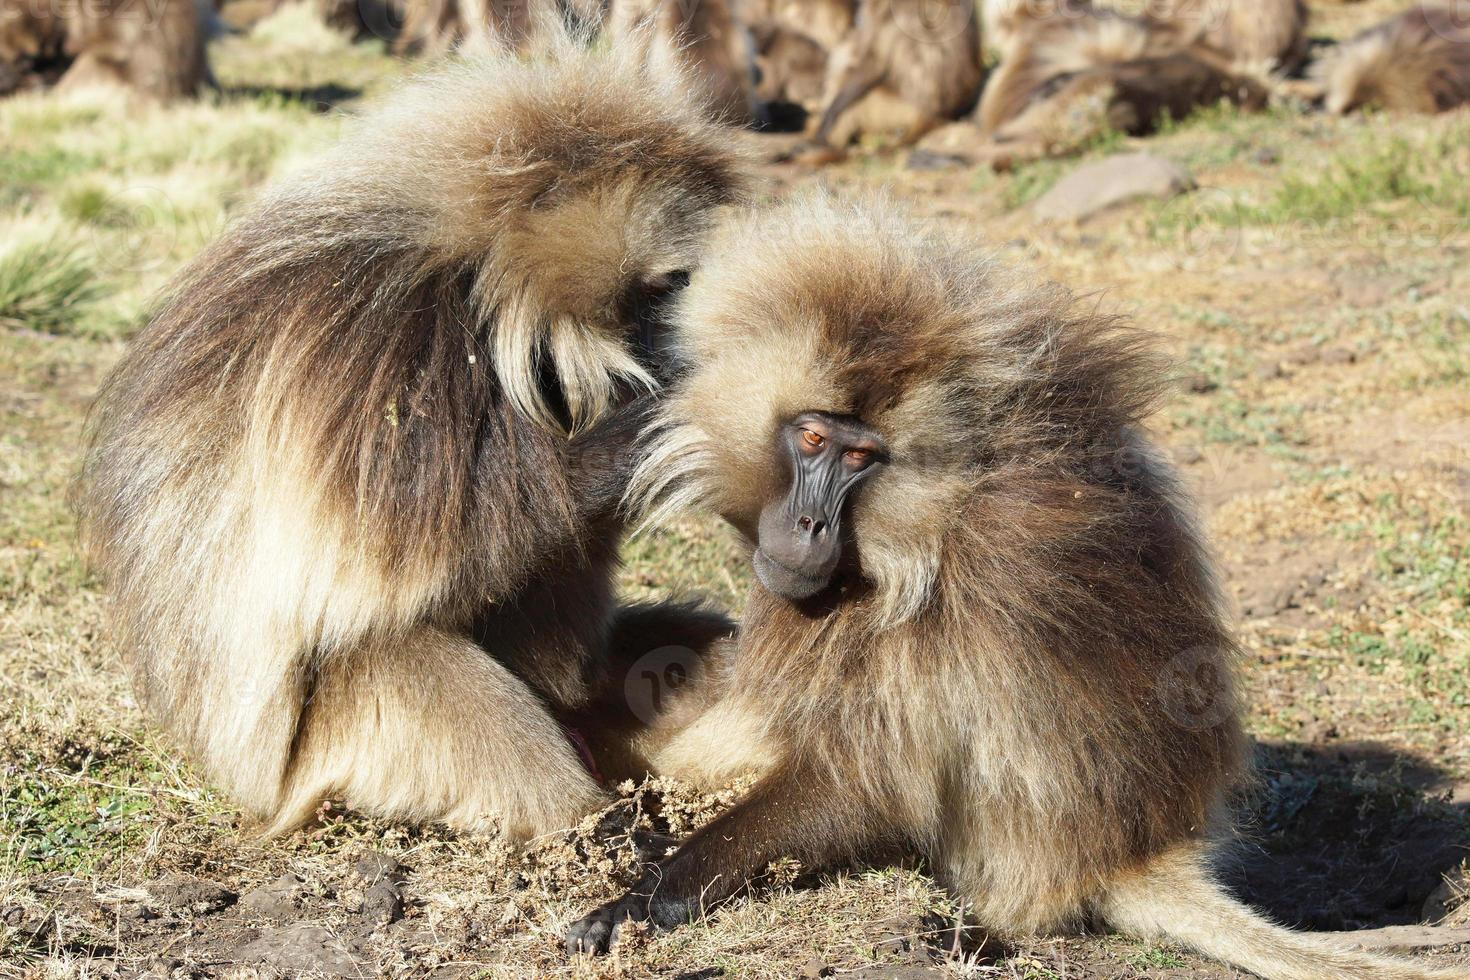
6, 0, 1464, 146
0, 0, 210, 99
76, 39, 746, 840
973, 2, 1267, 166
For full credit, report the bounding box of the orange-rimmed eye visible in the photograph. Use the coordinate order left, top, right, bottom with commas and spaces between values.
844, 449, 872, 467
801, 429, 825, 449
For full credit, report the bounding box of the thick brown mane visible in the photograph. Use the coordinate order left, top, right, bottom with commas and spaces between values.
76, 38, 746, 839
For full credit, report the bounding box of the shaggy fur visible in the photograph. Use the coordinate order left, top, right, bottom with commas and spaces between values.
1153, 0, 1309, 73
974, 3, 1265, 163
981, 0, 1093, 56
75, 38, 746, 840
568, 196, 1467, 980
1312, 6, 1470, 116
0, 0, 209, 99
811, 0, 983, 147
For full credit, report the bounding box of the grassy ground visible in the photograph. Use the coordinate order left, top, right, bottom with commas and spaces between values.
2, 2, 1469, 977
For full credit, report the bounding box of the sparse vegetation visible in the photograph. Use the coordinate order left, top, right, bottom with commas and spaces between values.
2, 2, 1468, 977
0, 235, 102, 337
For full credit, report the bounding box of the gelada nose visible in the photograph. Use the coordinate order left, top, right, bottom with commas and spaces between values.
795, 515, 827, 536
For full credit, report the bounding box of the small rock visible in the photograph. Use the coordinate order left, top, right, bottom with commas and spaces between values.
801, 956, 833, 978
1253, 146, 1280, 166
2, 907, 23, 927
1286, 344, 1321, 367
1032, 153, 1195, 223
1337, 276, 1397, 307
360, 878, 404, 927
1254, 361, 1288, 381
1321, 347, 1357, 365
146, 874, 235, 915
241, 873, 302, 921
905, 149, 966, 171
119, 903, 159, 923
236, 923, 364, 976
353, 851, 403, 884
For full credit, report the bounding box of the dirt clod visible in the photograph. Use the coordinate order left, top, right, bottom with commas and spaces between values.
353, 851, 404, 883
241, 872, 303, 920
360, 877, 404, 926
145, 874, 236, 916
235, 923, 366, 976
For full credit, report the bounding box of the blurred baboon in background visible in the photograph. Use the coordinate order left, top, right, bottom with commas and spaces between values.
981, 0, 1091, 56
76, 39, 746, 841
609, 0, 761, 126
394, 0, 522, 54
749, 24, 828, 123
1152, 0, 1309, 73
976, 2, 1175, 134
971, 3, 1264, 166
811, 0, 983, 149
1310, 6, 1470, 115
317, 0, 400, 41
0, 0, 210, 99
392, 0, 600, 54
743, 0, 855, 127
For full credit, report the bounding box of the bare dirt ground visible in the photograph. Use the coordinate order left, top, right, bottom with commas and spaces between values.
2, 2, 1468, 977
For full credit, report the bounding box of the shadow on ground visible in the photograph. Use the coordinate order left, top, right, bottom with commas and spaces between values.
1227, 739, 1469, 931
222, 84, 363, 112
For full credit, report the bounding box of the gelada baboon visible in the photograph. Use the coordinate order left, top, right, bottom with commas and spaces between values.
981, 0, 1092, 56
565, 195, 1466, 980
811, 0, 983, 148
972, 3, 1265, 165
742, 0, 855, 125
1310, 6, 1470, 116
1152, 0, 1309, 73
75, 37, 746, 841
393, 0, 583, 55
316, 0, 402, 42
608, 0, 761, 126
0, 0, 209, 99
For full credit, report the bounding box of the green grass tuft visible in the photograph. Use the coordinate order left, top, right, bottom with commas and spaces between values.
0, 236, 103, 337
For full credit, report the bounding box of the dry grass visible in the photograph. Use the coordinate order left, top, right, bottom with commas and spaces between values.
2, 2, 1468, 977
